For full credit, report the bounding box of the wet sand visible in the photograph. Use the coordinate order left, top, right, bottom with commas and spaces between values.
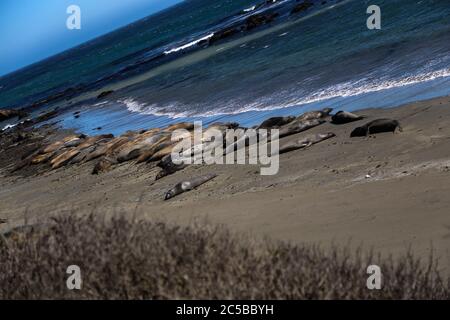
1, 96, 449, 274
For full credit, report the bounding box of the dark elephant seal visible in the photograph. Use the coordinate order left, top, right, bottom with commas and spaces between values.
279, 132, 336, 154
258, 116, 295, 129
156, 155, 188, 180
331, 111, 364, 124
165, 174, 217, 200
350, 119, 402, 137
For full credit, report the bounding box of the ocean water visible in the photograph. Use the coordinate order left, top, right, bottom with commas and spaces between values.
1, 0, 450, 135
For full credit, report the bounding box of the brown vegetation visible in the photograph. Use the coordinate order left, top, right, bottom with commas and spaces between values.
0, 215, 448, 300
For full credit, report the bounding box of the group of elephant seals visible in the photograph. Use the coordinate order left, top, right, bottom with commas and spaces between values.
279, 132, 336, 154
165, 173, 217, 200
331, 111, 364, 124
350, 119, 402, 137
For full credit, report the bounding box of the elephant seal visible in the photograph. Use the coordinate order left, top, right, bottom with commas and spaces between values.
84, 136, 130, 162
165, 173, 217, 200
278, 119, 325, 138
258, 116, 295, 129
279, 132, 336, 154
166, 122, 194, 131
297, 108, 333, 121
208, 122, 240, 130
51, 149, 80, 169
92, 156, 117, 175
156, 155, 188, 180
331, 111, 364, 124
350, 119, 402, 137
31, 152, 54, 165
41, 141, 65, 154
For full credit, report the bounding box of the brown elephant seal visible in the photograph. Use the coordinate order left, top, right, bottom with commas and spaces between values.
92, 156, 117, 174
331, 111, 364, 124
279, 132, 336, 154
164, 173, 217, 200
51, 149, 80, 169
258, 116, 295, 129
166, 122, 194, 131
297, 108, 333, 121
350, 119, 402, 137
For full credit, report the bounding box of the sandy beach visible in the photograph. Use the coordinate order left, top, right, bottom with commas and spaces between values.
1, 96, 449, 275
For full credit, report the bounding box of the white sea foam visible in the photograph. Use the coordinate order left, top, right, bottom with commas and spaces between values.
120, 98, 190, 118
122, 67, 450, 118
2, 123, 17, 131
243, 5, 256, 12
164, 33, 215, 55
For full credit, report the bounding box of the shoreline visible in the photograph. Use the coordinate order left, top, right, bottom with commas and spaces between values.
1, 95, 450, 274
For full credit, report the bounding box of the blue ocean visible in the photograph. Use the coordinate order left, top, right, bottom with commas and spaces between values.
1, 0, 450, 135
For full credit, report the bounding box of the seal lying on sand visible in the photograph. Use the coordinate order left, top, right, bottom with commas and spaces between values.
297, 108, 333, 121
92, 156, 118, 175
164, 173, 217, 200
331, 111, 364, 124
258, 116, 295, 129
279, 119, 325, 138
350, 119, 402, 137
156, 155, 188, 180
279, 132, 336, 154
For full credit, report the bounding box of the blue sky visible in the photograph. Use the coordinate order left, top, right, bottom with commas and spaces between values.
0, 0, 182, 76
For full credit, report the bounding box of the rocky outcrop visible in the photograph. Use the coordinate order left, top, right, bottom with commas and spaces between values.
0, 109, 27, 121
97, 90, 114, 99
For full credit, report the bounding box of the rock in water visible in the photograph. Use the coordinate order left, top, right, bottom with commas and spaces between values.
165, 174, 217, 200
331, 111, 364, 124
97, 90, 114, 99
350, 119, 402, 137
0, 109, 25, 121
291, 1, 314, 14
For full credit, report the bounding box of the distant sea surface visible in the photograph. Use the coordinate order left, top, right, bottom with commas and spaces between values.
1, 0, 450, 135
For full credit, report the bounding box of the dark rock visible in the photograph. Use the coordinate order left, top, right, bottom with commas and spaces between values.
291, 1, 314, 14
97, 90, 114, 99
245, 12, 279, 30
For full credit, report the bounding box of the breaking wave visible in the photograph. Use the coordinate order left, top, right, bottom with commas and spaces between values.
123, 67, 450, 119
164, 33, 215, 55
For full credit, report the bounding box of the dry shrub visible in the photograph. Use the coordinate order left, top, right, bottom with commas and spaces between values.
0, 215, 448, 299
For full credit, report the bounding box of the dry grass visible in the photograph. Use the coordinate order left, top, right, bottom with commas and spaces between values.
0, 214, 448, 299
